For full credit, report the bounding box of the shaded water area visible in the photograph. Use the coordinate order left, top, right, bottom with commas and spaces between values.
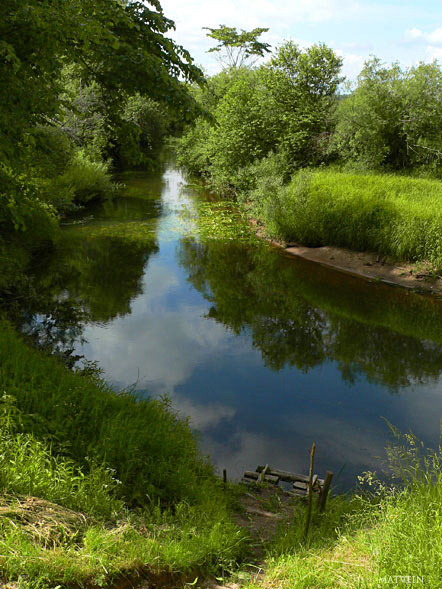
22, 160, 442, 491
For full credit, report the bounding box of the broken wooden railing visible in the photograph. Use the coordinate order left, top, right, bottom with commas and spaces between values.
241, 464, 333, 512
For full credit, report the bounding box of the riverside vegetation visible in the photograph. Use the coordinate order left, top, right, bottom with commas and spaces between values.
2, 318, 442, 587
2, 3, 442, 588
177, 42, 442, 271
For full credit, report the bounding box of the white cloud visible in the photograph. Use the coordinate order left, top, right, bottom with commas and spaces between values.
404, 27, 442, 46
160, 0, 366, 79
426, 45, 442, 61
171, 396, 236, 430
336, 50, 366, 80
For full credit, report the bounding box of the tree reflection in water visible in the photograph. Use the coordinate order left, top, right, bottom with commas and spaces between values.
178, 237, 442, 390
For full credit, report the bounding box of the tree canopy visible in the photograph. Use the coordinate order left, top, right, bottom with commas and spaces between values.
204, 24, 271, 68
0, 0, 204, 166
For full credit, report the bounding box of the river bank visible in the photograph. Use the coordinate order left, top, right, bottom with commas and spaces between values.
3, 164, 442, 587
283, 243, 442, 294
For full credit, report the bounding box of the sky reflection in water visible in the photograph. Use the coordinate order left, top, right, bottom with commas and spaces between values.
59, 164, 442, 490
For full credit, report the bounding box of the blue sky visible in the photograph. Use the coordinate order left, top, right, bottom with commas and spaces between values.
159, 0, 442, 81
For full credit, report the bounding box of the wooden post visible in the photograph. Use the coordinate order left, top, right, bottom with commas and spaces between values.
318, 471, 333, 512
303, 443, 316, 541
223, 469, 227, 486
258, 464, 269, 484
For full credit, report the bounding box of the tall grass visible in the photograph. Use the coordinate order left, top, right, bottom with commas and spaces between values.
0, 395, 122, 517
264, 169, 442, 270
0, 323, 249, 587
0, 319, 212, 505
244, 427, 442, 588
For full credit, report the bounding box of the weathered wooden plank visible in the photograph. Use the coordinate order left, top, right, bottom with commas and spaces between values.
256, 466, 310, 483
290, 489, 307, 497
293, 481, 308, 491
244, 471, 279, 485
244, 471, 259, 480
304, 443, 316, 540
264, 474, 280, 485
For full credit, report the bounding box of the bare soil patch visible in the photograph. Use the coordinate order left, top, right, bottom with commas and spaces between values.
283, 244, 442, 294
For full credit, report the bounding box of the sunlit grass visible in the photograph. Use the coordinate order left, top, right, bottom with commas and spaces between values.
0, 322, 250, 586
243, 427, 442, 588
265, 170, 442, 270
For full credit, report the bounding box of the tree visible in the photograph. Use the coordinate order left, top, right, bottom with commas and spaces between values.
204, 24, 271, 69
0, 0, 204, 168
0, 0, 204, 237
262, 41, 344, 168
333, 58, 442, 172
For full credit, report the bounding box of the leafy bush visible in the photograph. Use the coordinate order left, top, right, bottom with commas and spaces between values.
333, 58, 442, 174
50, 149, 117, 207
0, 163, 57, 240
116, 95, 168, 169
177, 42, 343, 194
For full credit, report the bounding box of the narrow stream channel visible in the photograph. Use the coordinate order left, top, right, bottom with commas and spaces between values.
27, 160, 442, 490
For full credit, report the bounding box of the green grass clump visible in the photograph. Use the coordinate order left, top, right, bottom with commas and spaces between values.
0, 319, 212, 506
265, 170, 442, 270
0, 324, 249, 587
243, 428, 442, 588
0, 398, 122, 518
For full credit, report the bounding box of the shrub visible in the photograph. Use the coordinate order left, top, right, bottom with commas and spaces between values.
51, 149, 117, 207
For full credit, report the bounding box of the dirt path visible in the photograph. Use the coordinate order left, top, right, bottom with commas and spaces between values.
202, 486, 295, 589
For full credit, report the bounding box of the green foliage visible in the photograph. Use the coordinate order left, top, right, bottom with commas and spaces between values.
333, 58, 442, 173
0, 163, 57, 240
242, 429, 442, 588
180, 200, 254, 242
0, 326, 249, 588
0, 0, 203, 166
177, 41, 343, 193
116, 95, 169, 169
0, 395, 122, 518
0, 319, 213, 506
50, 150, 117, 207
0, 0, 204, 255
265, 169, 442, 270
204, 24, 271, 69
210, 68, 282, 189
262, 42, 343, 170
0, 495, 247, 588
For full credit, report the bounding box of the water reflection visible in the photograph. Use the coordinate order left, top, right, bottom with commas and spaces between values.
21, 171, 164, 355
15, 164, 442, 489
178, 238, 442, 389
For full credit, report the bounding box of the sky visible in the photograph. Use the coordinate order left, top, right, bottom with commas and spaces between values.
159, 0, 442, 81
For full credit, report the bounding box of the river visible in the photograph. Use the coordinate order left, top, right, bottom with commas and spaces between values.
25, 160, 442, 490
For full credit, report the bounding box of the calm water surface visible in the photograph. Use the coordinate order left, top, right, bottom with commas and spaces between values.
30, 162, 442, 490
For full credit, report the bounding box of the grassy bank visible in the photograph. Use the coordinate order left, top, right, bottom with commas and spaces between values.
240, 427, 442, 588
2, 292, 442, 587
0, 319, 249, 587
260, 169, 442, 271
